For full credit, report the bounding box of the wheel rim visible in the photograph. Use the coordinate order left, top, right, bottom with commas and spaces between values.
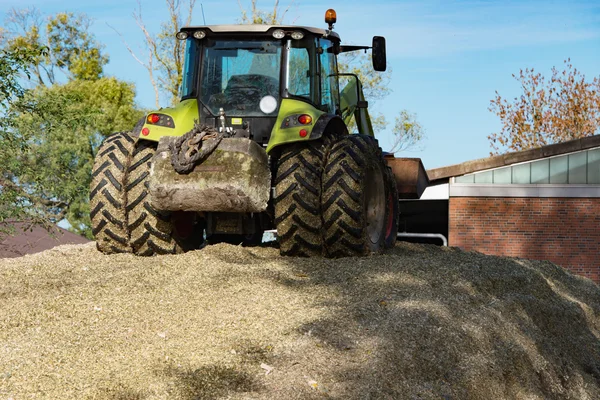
365, 165, 386, 245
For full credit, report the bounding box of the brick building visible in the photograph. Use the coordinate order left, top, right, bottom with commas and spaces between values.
407, 135, 600, 283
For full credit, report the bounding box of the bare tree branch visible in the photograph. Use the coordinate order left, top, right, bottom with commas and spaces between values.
107, 21, 160, 107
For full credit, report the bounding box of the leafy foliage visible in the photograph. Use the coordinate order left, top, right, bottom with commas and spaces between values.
4, 78, 142, 238
47, 12, 108, 80
390, 110, 425, 153
489, 59, 600, 155
1, 9, 142, 238
0, 47, 41, 104
0, 47, 45, 232
238, 0, 292, 24
2, 8, 108, 84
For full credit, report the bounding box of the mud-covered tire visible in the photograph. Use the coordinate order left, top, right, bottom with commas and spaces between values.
383, 165, 399, 248
274, 140, 328, 257
126, 141, 190, 256
322, 135, 390, 257
89, 132, 136, 254
90, 133, 200, 256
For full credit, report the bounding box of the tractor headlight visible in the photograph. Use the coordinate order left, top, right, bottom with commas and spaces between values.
291, 31, 304, 40
272, 29, 285, 39
259, 96, 278, 114
193, 30, 206, 39
176, 31, 188, 40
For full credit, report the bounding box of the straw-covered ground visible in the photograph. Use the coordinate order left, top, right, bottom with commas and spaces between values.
1, 241, 599, 399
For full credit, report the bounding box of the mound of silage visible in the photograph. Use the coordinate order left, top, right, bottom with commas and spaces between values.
1, 242, 599, 399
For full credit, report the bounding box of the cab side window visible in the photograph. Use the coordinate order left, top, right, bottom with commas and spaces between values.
319, 39, 339, 114
288, 47, 311, 99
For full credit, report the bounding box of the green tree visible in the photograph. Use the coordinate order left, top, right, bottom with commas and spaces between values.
0, 46, 45, 233
1, 9, 142, 238
489, 59, 600, 154
390, 110, 425, 153
6, 78, 142, 238
0, 47, 40, 103
2, 8, 108, 84
238, 0, 292, 24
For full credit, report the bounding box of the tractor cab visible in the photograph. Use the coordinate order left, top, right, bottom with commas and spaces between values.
176, 24, 342, 146
173, 10, 386, 150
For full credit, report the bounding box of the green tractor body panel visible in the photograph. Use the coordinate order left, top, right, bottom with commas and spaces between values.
135, 25, 382, 150
340, 77, 374, 136
138, 99, 199, 142
266, 99, 326, 153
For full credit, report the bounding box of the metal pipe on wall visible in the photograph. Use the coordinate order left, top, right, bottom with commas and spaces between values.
396, 232, 448, 246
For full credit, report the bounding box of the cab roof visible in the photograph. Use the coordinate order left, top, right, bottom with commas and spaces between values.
179, 24, 341, 41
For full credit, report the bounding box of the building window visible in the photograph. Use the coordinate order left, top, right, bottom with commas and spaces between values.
455, 148, 600, 185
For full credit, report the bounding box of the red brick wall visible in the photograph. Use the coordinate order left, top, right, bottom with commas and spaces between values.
449, 197, 600, 283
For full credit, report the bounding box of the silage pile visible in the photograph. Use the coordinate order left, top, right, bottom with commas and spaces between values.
1, 242, 599, 399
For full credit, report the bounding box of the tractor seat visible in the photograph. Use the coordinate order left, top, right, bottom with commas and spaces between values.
224, 74, 278, 106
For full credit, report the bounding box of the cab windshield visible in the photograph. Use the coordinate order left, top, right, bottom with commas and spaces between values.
200, 39, 282, 116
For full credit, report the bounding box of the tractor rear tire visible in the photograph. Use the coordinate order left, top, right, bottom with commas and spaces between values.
89, 132, 136, 254
126, 140, 197, 256
274, 140, 327, 257
322, 135, 392, 257
90, 133, 201, 256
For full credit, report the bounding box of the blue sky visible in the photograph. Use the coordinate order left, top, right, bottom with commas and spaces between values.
1, 0, 599, 169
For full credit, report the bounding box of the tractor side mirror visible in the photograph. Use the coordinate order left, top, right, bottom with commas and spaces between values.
372, 36, 386, 72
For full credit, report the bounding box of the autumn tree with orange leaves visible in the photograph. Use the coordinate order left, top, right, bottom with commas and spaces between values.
488, 59, 600, 155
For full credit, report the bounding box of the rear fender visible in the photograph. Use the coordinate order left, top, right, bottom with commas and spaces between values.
266, 98, 325, 153
267, 111, 348, 154
134, 99, 199, 142
310, 114, 348, 139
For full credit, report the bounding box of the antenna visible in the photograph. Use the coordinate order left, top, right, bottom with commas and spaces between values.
201, 3, 207, 25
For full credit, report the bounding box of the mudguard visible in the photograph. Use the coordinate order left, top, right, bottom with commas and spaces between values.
309, 114, 348, 139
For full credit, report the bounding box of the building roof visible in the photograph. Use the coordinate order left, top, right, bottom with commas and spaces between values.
427, 135, 600, 183
0, 222, 90, 258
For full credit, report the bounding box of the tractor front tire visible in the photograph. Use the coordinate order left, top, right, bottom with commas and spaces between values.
89, 132, 136, 254
274, 140, 327, 257
322, 135, 391, 257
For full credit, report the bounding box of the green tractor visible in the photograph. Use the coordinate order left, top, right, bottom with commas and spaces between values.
90, 9, 399, 257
